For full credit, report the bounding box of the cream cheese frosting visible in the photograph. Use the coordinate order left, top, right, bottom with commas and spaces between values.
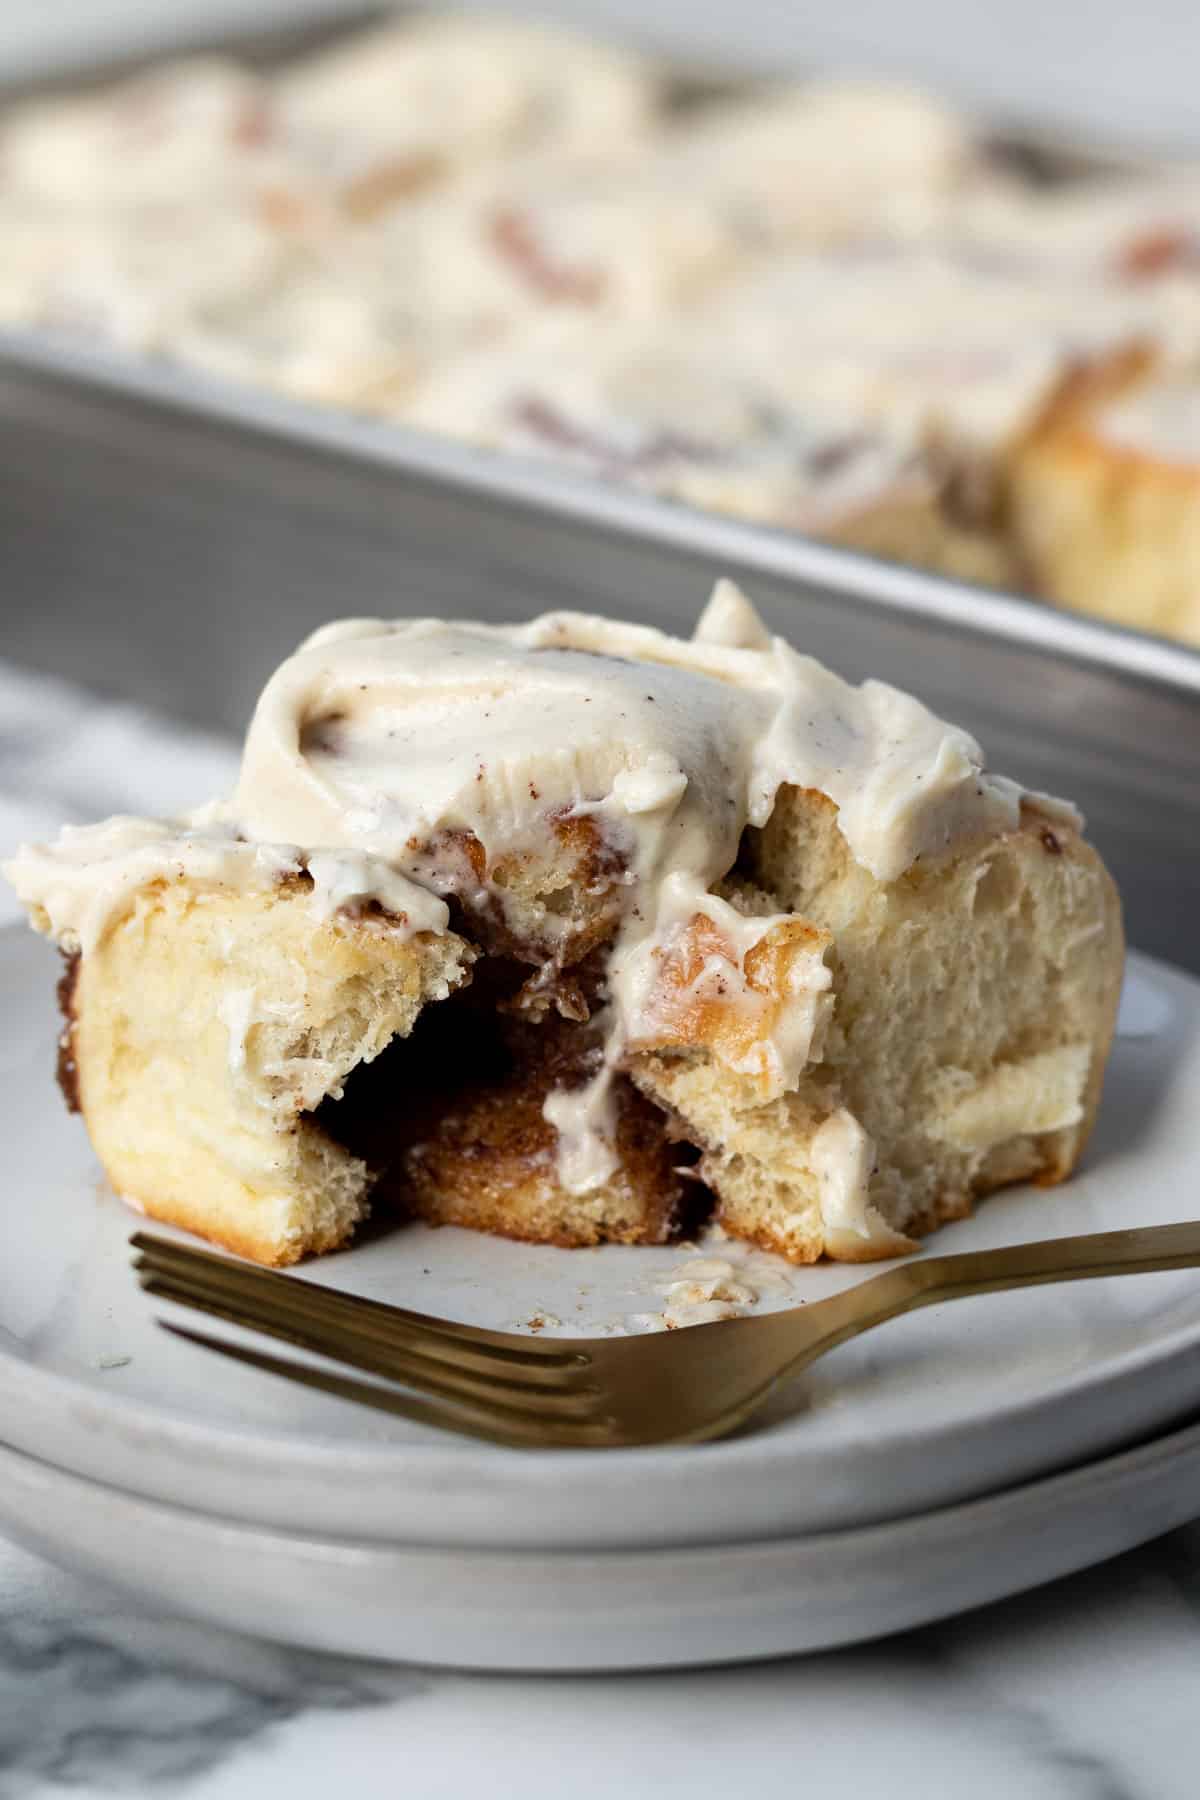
228, 582, 1050, 885
273, 14, 660, 198
0, 58, 271, 211
402, 316, 939, 538
3, 581, 1073, 1192
705, 245, 1200, 455
4, 814, 449, 956
1096, 374, 1200, 464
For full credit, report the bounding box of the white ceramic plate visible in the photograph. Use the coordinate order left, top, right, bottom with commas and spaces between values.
2, 1412, 1200, 1670
3, 925, 1200, 1551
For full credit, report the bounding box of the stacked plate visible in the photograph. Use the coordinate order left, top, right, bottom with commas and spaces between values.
4, 924, 1200, 1671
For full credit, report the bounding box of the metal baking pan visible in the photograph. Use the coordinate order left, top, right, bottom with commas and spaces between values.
0, 16, 1197, 973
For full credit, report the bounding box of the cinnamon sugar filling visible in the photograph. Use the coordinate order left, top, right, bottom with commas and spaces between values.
316, 949, 698, 1247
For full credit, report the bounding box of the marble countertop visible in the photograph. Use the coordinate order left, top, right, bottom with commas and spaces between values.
2, 657, 1199, 1794
3, 1524, 1200, 1799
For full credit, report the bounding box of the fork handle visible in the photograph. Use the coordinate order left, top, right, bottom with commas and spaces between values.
778, 1222, 1200, 1374
911, 1221, 1200, 1300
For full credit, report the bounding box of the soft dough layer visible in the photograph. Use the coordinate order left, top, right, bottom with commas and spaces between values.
631, 788, 1122, 1262
63, 878, 472, 1265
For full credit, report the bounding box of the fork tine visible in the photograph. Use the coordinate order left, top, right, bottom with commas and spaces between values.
131, 1230, 586, 1364
134, 1252, 593, 1397
158, 1323, 616, 1449
140, 1272, 606, 1422
131, 1231, 590, 1372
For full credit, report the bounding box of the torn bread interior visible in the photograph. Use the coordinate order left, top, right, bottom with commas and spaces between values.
4, 581, 1123, 1267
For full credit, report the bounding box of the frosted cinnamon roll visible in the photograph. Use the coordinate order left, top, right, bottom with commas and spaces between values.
1009, 348, 1200, 645
271, 14, 662, 222
5, 583, 1122, 1266
403, 319, 1018, 586
0, 58, 274, 212
657, 78, 975, 252
953, 171, 1200, 288
0, 59, 305, 346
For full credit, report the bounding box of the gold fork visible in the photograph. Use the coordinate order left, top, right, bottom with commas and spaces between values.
132, 1223, 1200, 1449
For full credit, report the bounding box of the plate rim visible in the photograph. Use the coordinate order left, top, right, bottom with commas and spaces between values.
4, 926, 1200, 1548
2, 1401, 1200, 1669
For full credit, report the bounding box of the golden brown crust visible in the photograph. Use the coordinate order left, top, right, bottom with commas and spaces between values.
400, 1089, 684, 1249
1007, 345, 1200, 644
1020, 345, 1159, 460
715, 1133, 1074, 1266
405, 811, 630, 971
712, 1210, 822, 1266
55, 950, 82, 1115
627, 910, 830, 1092
405, 1172, 679, 1250
110, 1177, 358, 1268
826, 485, 1022, 592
